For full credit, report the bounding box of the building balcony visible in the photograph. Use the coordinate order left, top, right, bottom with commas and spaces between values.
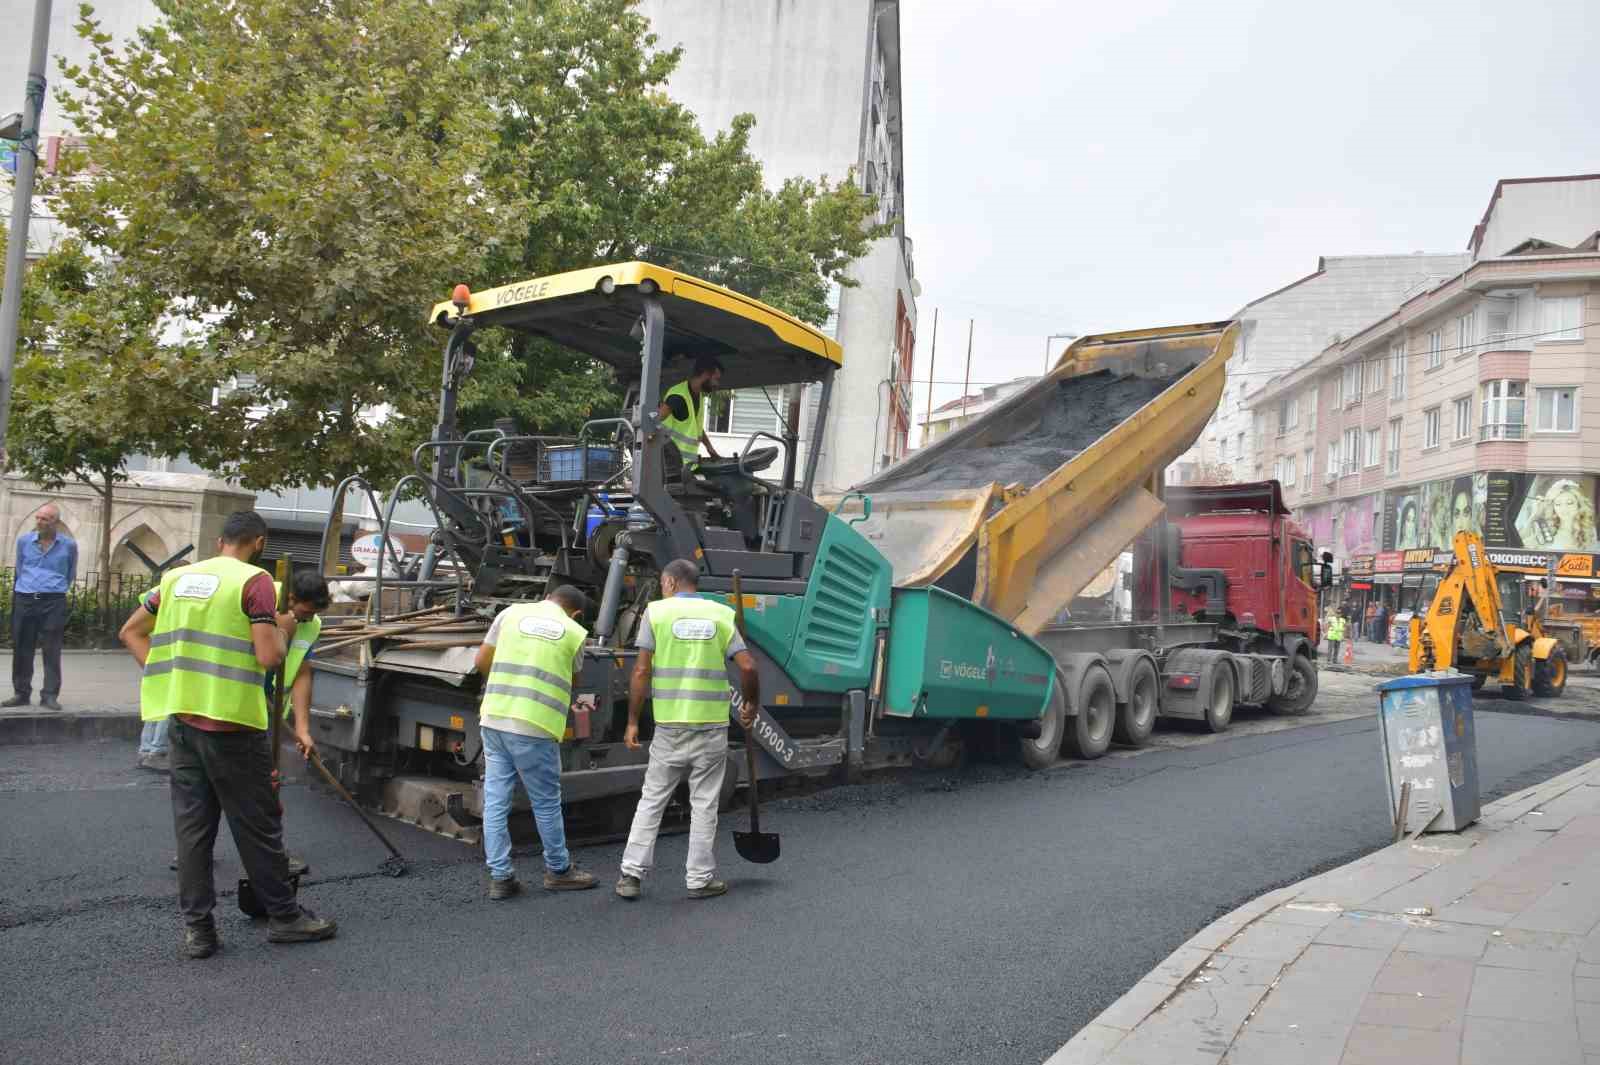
1478, 422, 1527, 442
1481, 331, 1533, 354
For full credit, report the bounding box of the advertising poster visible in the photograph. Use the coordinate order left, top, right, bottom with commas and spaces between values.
1339, 494, 1378, 557
1380, 472, 1600, 553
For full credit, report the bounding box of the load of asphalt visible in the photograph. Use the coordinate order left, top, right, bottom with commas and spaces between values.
870, 369, 1178, 493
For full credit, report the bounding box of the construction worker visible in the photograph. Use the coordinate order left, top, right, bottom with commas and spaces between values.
657, 354, 725, 473
118, 510, 336, 959
1325, 609, 1347, 664
616, 559, 759, 901
472, 584, 598, 899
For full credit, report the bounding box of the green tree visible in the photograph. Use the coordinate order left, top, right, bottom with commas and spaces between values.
6, 234, 213, 601
50, 0, 887, 493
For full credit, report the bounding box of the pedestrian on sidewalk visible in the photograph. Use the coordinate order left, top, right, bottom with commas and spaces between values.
1364, 600, 1378, 643
615, 559, 759, 902
472, 584, 599, 900
5, 502, 76, 710
118, 510, 336, 959
1326, 610, 1346, 664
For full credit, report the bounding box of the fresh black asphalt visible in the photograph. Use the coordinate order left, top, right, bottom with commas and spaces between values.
4, 707, 1599, 1065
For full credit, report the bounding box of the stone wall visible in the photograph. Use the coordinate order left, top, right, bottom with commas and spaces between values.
1, 471, 256, 580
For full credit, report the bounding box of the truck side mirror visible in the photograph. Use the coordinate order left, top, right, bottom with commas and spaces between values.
1319, 552, 1334, 590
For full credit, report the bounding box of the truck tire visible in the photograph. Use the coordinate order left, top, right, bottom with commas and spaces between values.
1533, 646, 1569, 698
1065, 664, 1116, 759
1267, 653, 1317, 715
1205, 664, 1235, 733
1502, 646, 1532, 701
1114, 658, 1159, 746
1020, 684, 1065, 770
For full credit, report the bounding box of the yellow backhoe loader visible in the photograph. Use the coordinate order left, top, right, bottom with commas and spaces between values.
1409, 531, 1568, 699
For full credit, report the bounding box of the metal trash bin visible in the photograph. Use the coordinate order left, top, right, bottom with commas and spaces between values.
1376, 672, 1480, 833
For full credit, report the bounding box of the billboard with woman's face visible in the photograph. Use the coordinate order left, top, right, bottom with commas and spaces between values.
1514, 475, 1600, 551
1383, 472, 1600, 552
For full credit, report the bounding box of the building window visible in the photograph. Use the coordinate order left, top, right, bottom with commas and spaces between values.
1390, 342, 1406, 399
1364, 427, 1380, 468
1456, 311, 1475, 358
1279, 455, 1297, 487
1386, 418, 1401, 474
1536, 386, 1578, 433
1538, 295, 1583, 341
706, 392, 732, 433
1485, 304, 1515, 346
1219, 436, 1229, 459
1479, 379, 1526, 441
1425, 329, 1443, 369
1326, 441, 1339, 481
1304, 449, 1314, 487
1453, 396, 1471, 441
1365, 356, 1383, 395
1341, 364, 1361, 405
1277, 397, 1298, 434
1423, 406, 1440, 449
1304, 388, 1317, 432
1236, 431, 1245, 458
1342, 427, 1361, 473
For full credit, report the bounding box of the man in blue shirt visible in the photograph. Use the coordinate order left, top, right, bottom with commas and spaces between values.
6, 503, 77, 710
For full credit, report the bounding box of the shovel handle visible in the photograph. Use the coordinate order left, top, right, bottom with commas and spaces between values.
271, 558, 292, 775
731, 571, 760, 835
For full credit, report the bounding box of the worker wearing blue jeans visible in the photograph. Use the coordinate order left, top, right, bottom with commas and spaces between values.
480, 728, 570, 881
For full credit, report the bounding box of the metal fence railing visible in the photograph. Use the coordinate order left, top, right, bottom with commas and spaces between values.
0, 569, 150, 649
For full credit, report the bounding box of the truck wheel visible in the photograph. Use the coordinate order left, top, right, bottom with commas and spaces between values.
1533, 647, 1569, 698
1205, 664, 1235, 733
1065, 665, 1115, 759
1502, 646, 1532, 701
1020, 684, 1065, 770
1267, 653, 1317, 715
1114, 658, 1159, 746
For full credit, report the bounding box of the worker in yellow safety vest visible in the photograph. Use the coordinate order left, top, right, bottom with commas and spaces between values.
615, 558, 760, 901
472, 584, 599, 900
657, 354, 726, 473
118, 510, 336, 959
1325, 610, 1347, 663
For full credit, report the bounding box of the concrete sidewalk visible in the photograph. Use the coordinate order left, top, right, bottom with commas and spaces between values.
0, 650, 144, 743
1048, 757, 1600, 1065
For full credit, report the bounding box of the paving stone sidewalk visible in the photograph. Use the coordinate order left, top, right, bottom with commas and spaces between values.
1048, 756, 1600, 1065
0, 650, 144, 743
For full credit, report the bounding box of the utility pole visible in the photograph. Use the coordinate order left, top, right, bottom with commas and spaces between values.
0, 0, 54, 471
960, 319, 975, 422
923, 307, 938, 446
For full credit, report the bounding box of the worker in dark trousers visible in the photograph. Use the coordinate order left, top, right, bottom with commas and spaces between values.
616, 559, 759, 900
119, 511, 336, 959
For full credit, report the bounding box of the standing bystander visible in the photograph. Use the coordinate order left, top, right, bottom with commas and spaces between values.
5, 503, 76, 710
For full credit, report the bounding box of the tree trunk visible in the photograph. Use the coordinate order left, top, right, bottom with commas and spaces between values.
98, 471, 114, 612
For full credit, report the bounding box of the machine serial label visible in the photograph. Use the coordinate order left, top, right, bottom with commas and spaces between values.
170, 574, 221, 600
518, 616, 566, 641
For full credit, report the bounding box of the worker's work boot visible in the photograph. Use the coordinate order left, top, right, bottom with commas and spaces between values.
287, 854, 310, 878
543, 866, 597, 891
614, 874, 641, 900
182, 920, 219, 960
686, 880, 728, 900
488, 876, 522, 901
138, 752, 170, 773
1, 694, 28, 708
267, 908, 338, 943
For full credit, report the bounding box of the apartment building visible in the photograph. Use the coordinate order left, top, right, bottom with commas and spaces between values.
1171, 252, 1467, 485
916, 376, 1038, 448
1251, 174, 1600, 609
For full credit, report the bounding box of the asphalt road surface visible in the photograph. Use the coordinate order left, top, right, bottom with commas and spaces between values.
5, 689, 1600, 1065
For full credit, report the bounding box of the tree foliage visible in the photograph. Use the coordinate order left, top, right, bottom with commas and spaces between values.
31, 0, 888, 494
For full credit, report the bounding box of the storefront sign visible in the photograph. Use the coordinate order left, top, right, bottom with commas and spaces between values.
1376, 551, 1403, 574
1348, 555, 1375, 579
1403, 548, 1436, 569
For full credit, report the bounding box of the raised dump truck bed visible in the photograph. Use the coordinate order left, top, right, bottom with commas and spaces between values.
838, 325, 1327, 765
843, 323, 1235, 633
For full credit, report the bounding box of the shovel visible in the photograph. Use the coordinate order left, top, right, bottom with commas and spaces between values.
240, 558, 299, 918
729, 570, 780, 864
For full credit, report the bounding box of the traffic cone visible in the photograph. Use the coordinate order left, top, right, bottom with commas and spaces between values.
1343, 639, 1354, 665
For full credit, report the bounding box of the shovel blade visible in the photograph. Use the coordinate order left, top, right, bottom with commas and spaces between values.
733, 829, 780, 864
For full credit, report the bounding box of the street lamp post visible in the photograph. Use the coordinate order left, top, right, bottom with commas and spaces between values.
1043, 332, 1078, 374
0, 0, 55, 470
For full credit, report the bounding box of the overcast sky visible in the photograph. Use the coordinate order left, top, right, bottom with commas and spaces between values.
901, 0, 1600, 423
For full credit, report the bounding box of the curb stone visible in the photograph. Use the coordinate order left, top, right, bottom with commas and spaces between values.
0, 706, 141, 745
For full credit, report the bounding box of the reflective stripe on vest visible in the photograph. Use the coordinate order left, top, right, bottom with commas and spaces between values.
660, 381, 702, 467
479, 600, 587, 741
140, 556, 269, 728
648, 596, 736, 726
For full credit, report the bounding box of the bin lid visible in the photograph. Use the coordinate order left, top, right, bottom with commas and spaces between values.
1376, 671, 1475, 692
